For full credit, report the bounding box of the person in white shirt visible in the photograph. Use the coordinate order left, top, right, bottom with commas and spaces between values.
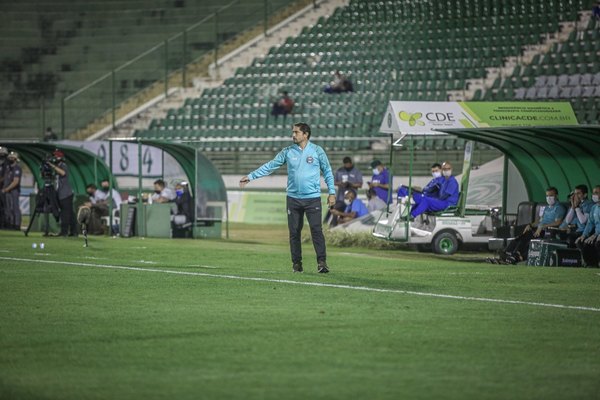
100, 179, 122, 210
151, 179, 176, 203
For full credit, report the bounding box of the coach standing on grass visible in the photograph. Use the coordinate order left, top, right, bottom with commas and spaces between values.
239, 122, 336, 273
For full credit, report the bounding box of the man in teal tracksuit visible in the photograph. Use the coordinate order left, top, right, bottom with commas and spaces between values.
240, 122, 336, 273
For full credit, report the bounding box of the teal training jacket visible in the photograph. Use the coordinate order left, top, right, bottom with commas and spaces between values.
248, 141, 336, 199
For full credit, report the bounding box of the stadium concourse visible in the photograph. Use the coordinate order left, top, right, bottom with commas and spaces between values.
1, 0, 600, 399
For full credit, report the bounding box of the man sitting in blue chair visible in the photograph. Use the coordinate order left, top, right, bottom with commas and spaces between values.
397, 162, 444, 203
399, 161, 459, 219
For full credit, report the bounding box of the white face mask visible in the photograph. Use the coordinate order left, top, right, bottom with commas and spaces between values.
432, 171, 442, 178
344, 199, 352, 206
593, 194, 599, 203
372, 168, 380, 175
546, 196, 556, 206
442, 169, 452, 177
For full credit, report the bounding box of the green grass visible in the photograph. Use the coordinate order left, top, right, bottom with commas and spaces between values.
1, 225, 599, 399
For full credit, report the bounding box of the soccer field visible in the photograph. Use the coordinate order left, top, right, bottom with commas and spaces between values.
1, 226, 599, 400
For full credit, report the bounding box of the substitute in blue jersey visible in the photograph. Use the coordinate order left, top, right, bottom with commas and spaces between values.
240, 122, 336, 273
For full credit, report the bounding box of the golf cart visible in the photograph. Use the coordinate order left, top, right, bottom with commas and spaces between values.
371, 101, 583, 255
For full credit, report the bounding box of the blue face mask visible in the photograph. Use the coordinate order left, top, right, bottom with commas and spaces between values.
176, 189, 183, 196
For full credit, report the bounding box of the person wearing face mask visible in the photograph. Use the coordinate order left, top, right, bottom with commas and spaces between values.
558, 184, 594, 247
575, 185, 600, 267
172, 182, 194, 231
0, 146, 8, 229
327, 157, 363, 226
368, 160, 390, 203
100, 178, 123, 211
405, 161, 459, 219
1, 151, 22, 230
330, 189, 369, 224
501, 187, 567, 264
397, 163, 444, 202
151, 179, 176, 204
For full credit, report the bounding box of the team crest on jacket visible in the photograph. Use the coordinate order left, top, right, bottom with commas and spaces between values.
306, 156, 314, 164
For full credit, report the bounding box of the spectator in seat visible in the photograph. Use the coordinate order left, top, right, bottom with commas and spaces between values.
501, 186, 567, 264
271, 91, 294, 118
330, 189, 368, 224
575, 185, 600, 267
407, 161, 459, 219
593, 1, 600, 21
558, 184, 594, 247
366, 188, 386, 212
151, 179, 176, 203
324, 70, 353, 93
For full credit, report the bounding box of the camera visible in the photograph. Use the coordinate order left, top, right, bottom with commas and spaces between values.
40, 154, 58, 180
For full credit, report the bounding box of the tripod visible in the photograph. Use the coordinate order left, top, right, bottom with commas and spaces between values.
25, 181, 60, 237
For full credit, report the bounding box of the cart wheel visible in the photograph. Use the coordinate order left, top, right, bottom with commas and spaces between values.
433, 231, 458, 255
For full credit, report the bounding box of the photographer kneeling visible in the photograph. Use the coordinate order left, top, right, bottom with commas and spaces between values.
47, 150, 77, 237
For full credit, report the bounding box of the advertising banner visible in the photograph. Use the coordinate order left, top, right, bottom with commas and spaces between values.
380, 101, 578, 135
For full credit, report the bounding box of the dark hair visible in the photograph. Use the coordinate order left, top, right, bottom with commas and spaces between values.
154, 179, 165, 187
344, 189, 357, 197
575, 184, 588, 194
86, 184, 97, 190
431, 163, 442, 169
546, 186, 559, 196
343, 156, 352, 164
294, 122, 311, 139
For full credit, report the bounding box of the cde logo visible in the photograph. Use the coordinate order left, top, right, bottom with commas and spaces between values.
399, 110, 456, 126
306, 156, 314, 164
399, 111, 425, 127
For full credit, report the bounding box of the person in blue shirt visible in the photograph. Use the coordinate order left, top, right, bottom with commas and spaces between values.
397, 162, 444, 203
368, 160, 390, 203
240, 122, 336, 273
330, 189, 369, 224
575, 185, 600, 267
502, 186, 567, 264
408, 161, 459, 219
559, 184, 594, 247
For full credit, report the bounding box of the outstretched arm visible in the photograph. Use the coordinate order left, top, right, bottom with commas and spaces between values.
240, 148, 287, 188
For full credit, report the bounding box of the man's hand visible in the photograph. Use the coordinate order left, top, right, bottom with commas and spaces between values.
575, 235, 585, 244
585, 234, 597, 244
523, 224, 532, 233
239, 176, 250, 188
533, 226, 543, 238
327, 194, 336, 208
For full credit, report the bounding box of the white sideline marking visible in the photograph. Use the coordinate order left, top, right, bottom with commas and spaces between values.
1, 256, 599, 313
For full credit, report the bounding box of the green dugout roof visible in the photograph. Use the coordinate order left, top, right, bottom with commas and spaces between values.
130, 140, 227, 203
1, 141, 111, 193
436, 125, 600, 202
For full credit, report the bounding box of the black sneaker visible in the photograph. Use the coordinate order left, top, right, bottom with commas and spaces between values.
317, 262, 329, 273
292, 263, 303, 273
